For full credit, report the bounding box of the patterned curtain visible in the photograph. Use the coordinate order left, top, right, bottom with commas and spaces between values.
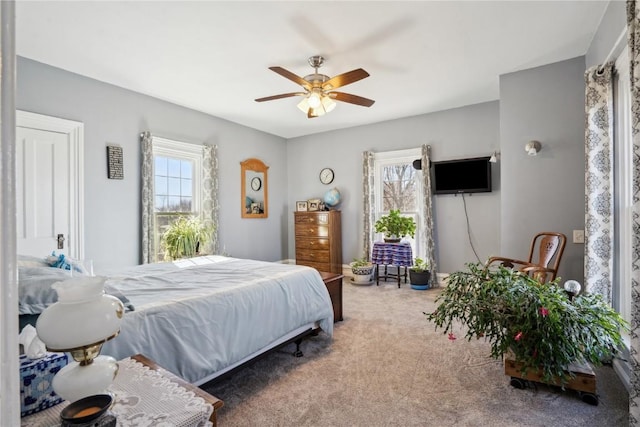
202, 145, 219, 255
421, 144, 437, 282
584, 63, 614, 303
362, 151, 375, 260
140, 131, 155, 264
626, 0, 640, 423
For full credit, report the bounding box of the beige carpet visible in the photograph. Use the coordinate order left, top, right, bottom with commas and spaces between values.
203, 279, 629, 426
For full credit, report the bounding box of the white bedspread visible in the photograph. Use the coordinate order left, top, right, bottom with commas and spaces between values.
101, 256, 333, 383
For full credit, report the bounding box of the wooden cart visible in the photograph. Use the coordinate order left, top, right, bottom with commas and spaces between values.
504, 352, 598, 405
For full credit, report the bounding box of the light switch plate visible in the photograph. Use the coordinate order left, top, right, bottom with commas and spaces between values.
573, 229, 585, 244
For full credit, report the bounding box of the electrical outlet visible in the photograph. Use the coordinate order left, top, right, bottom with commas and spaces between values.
573, 230, 585, 244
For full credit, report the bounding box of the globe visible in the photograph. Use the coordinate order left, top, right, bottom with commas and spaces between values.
323, 187, 341, 208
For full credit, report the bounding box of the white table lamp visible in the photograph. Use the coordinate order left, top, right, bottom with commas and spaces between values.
36, 276, 124, 402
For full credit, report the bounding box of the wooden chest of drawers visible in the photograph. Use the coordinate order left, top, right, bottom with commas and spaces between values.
294, 211, 342, 274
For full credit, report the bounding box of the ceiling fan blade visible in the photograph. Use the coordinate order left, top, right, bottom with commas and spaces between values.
323, 68, 369, 90
255, 92, 305, 102
269, 66, 311, 90
330, 92, 375, 107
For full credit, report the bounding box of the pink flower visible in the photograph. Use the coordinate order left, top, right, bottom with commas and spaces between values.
539, 307, 549, 317
448, 333, 457, 341
514, 331, 523, 341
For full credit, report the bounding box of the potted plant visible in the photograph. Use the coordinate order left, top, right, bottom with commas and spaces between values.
409, 257, 431, 290
374, 209, 416, 242
162, 216, 214, 260
350, 257, 374, 285
425, 263, 627, 397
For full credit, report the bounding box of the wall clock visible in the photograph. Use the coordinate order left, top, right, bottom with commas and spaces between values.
319, 168, 334, 185
251, 177, 262, 191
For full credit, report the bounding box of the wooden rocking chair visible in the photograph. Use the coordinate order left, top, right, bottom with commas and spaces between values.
486, 232, 567, 283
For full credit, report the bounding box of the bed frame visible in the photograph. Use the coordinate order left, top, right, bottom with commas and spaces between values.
200, 325, 318, 387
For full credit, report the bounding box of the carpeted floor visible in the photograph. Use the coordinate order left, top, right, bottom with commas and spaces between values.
202, 279, 629, 426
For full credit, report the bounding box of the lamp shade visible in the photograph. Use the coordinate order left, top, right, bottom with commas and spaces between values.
36, 276, 124, 351
307, 92, 321, 108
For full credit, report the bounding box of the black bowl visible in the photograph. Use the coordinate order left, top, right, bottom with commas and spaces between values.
60, 393, 113, 424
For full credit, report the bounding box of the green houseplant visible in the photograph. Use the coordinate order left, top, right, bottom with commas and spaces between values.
374, 209, 416, 242
162, 216, 214, 260
350, 257, 374, 285
425, 263, 627, 385
409, 257, 431, 290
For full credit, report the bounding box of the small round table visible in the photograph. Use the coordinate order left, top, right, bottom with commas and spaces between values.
371, 241, 413, 288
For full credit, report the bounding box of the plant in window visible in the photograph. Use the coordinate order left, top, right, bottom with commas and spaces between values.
162, 217, 214, 260
374, 209, 416, 242
425, 263, 627, 385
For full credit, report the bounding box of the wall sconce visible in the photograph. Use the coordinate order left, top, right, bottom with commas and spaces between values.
525, 140, 541, 156
489, 151, 499, 163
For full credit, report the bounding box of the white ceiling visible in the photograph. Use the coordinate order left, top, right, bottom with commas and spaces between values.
15, 1, 609, 139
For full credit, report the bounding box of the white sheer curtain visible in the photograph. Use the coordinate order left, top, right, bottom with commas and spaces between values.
583, 62, 614, 303
420, 144, 437, 282
362, 151, 375, 261
626, 0, 640, 422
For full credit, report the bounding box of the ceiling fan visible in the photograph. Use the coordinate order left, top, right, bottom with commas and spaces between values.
255, 55, 375, 118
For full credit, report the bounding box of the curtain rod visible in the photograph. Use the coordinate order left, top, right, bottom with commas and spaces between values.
598, 27, 628, 72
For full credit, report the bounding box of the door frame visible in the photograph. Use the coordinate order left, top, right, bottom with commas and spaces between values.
16, 110, 85, 258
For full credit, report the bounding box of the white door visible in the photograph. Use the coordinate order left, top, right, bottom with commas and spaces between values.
16, 111, 84, 259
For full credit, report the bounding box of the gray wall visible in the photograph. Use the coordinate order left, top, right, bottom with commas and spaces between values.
17, 57, 288, 270
15, 54, 599, 280
586, 0, 627, 68
499, 56, 586, 282
287, 101, 501, 274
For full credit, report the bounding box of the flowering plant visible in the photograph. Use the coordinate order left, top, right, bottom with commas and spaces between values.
426, 263, 627, 383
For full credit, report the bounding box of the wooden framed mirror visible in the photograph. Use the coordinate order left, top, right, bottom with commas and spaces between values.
241, 158, 268, 219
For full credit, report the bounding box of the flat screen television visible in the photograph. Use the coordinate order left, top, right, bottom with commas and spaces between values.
432, 156, 492, 195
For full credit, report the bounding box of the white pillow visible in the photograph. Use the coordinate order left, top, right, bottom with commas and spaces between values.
18, 267, 70, 315
17, 255, 49, 268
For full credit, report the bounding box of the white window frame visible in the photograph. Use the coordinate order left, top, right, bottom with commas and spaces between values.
152, 137, 203, 260
614, 48, 632, 332
373, 148, 424, 257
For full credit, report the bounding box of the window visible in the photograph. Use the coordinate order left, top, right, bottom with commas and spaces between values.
374, 148, 424, 257
152, 137, 203, 262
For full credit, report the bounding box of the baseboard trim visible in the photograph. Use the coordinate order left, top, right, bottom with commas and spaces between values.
613, 353, 631, 393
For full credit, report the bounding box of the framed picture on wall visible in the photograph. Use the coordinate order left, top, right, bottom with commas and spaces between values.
296, 201, 308, 212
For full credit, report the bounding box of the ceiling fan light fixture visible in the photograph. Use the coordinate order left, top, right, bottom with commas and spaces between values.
308, 92, 322, 109
297, 97, 310, 113
298, 93, 334, 118
322, 96, 336, 113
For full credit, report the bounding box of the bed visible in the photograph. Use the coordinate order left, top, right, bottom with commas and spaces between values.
18, 255, 334, 385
